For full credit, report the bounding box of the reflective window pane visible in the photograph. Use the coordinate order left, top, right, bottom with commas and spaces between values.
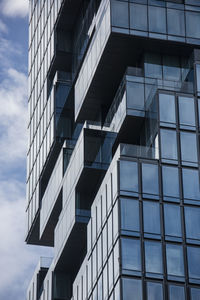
186, 11, 200, 39
179, 96, 195, 127
180, 132, 197, 164
159, 93, 176, 125
144, 53, 162, 79
120, 198, 140, 233
147, 282, 163, 300
142, 163, 159, 197
122, 278, 142, 300
130, 3, 147, 31
162, 166, 179, 200
191, 288, 200, 300
187, 246, 200, 282
169, 285, 185, 300
166, 244, 184, 278
182, 168, 200, 201
160, 129, 177, 161
149, 6, 166, 34
167, 9, 185, 37
185, 206, 200, 241
164, 204, 182, 239
120, 160, 138, 193
163, 55, 181, 81
111, 1, 129, 28
121, 238, 141, 273
145, 241, 163, 276
143, 201, 160, 235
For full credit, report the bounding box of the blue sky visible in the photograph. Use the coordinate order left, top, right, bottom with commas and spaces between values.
0, 1, 52, 299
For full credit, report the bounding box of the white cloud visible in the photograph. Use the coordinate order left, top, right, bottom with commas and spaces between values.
1, 0, 28, 18
0, 19, 8, 33
0, 180, 53, 300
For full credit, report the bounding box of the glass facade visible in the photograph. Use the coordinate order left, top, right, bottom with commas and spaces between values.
27, 0, 200, 300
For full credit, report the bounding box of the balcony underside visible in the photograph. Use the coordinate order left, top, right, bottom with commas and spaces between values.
75, 32, 194, 123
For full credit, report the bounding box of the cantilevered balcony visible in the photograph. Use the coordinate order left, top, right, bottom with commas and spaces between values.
74, 0, 200, 122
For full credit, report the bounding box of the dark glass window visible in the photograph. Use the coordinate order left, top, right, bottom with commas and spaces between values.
167, 8, 185, 37
185, 206, 200, 242
121, 238, 141, 275
186, 11, 200, 39
149, 6, 166, 34
144, 53, 162, 79
143, 201, 160, 237
160, 129, 177, 162
182, 168, 200, 202
166, 244, 185, 279
187, 246, 200, 282
169, 285, 185, 300
130, 3, 147, 31
111, 1, 129, 28
120, 160, 138, 195
159, 93, 176, 125
190, 287, 200, 300
127, 82, 144, 111
164, 204, 182, 240
120, 198, 140, 234
162, 166, 180, 201
142, 163, 159, 198
147, 282, 163, 300
178, 96, 195, 128
163, 55, 181, 81
145, 241, 163, 277
122, 278, 142, 300
180, 132, 197, 165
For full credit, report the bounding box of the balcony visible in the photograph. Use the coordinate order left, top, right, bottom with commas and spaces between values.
74, 0, 199, 122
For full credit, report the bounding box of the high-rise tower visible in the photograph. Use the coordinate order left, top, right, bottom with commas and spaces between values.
26, 0, 200, 299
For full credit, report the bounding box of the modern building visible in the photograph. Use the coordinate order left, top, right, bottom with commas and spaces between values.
26, 0, 200, 299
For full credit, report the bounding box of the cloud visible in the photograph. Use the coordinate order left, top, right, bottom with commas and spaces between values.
1, 0, 28, 18
0, 180, 53, 300
0, 19, 8, 33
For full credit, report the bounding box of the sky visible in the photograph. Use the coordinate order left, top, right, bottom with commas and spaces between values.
0, 1, 52, 299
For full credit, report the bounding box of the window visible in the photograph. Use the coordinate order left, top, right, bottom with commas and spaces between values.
111, 0, 129, 28
166, 244, 185, 280
190, 287, 200, 300
143, 201, 161, 237
185, 206, 200, 242
127, 82, 144, 111
169, 285, 185, 300
187, 246, 200, 283
147, 282, 163, 300
159, 93, 176, 126
163, 55, 181, 81
130, 3, 147, 31
122, 278, 142, 300
120, 198, 140, 235
162, 166, 180, 201
120, 160, 138, 195
182, 168, 200, 202
121, 238, 141, 275
180, 132, 197, 165
142, 163, 159, 198
178, 96, 195, 128
145, 241, 163, 277
144, 53, 162, 79
167, 8, 185, 37
149, 6, 166, 34
164, 204, 182, 240
160, 129, 177, 162
186, 11, 200, 39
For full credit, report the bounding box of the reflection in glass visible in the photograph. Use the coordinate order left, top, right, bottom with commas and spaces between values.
191, 287, 200, 300
160, 129, 177, 161
159, 93, 175, 125
127, 82, 144, 111
167, 9, 185, 37
149, 6, 166, 34
143, 201, 160, 235
180, 132, 197, 164
120, 160, 138, 193
144, 53, 162, 79
166, 244, 184, 278
182, 168, 200, 201
112, 0, 129, 28
162, 166, 179, 200
186, 11, 200, 39
164, 204, 182, 239
142, 163, 159, 196
163, 56, 181, 81
187, 246, 200, 281
121, 238, 141, 273
145, 241, 163, 276
179, 96, 195, 127
169, 285, 185, 300
122, 278, 142, 300
185, 206, 200, 241
120, 198, 140, 233
130, 3, 147, 31
147, 282, 163, 300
